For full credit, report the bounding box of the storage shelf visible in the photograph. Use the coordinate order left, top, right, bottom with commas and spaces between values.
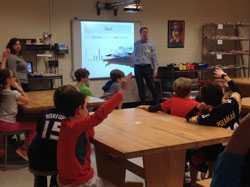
206, 66, 246, 70
202, 23, 250, 78
204, 36, 250, 41
204, 23, 250, 27
205, 50, 250, 56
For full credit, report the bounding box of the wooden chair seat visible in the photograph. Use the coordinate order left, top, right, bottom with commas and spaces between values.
196, 178, 211, 187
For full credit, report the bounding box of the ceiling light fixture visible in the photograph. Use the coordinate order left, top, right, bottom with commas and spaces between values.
96, 0, 143, 16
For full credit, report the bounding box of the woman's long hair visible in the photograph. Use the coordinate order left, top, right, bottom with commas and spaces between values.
6, 38, 22, 55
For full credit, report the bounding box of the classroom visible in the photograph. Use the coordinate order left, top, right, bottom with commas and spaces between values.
1, 0, 250, 187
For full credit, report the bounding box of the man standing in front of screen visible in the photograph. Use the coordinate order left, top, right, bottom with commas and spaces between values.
133, 27, 159, 104
105, 26, 159, 104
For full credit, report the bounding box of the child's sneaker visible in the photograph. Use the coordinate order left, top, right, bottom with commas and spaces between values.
16, 147, 28, 161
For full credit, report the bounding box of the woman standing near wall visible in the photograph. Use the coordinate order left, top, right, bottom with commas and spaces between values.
1, 38, 29, 91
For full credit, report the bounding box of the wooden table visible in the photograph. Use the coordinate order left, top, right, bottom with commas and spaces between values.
23, 90, 105, 113
234, 78, 250, 85
94, 108, 233, 187
196, 179, 211, 187
233, 78, 250, 97
241, 97, 250, 113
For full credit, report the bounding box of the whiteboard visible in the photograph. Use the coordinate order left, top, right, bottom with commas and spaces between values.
71, 19, 141, 79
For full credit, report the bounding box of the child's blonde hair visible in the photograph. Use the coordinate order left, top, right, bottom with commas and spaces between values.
173, 77, 192, 98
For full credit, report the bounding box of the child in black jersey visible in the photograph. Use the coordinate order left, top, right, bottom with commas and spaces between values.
28, 85, 85, 187
186, 67, 241, 129
186, 67, 241, 185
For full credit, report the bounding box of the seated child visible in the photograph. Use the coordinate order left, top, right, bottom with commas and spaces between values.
186, 67, 241, 185
186, 67, 241, 129
28, 86, 73, 187
74, 68, 93, 96
0, 69, 35, 160
102, 69, 125, 100
57, 80, 129, 187
147, 77, 199, 118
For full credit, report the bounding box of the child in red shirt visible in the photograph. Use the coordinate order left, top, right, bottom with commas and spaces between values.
148, 77, 199, 117
57, 81, 129, 186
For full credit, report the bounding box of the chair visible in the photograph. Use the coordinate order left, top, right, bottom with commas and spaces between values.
0, 129, 26, 170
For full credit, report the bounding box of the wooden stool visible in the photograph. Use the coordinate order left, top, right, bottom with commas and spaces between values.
0, 130, 26, 170
196, 179, 211, 187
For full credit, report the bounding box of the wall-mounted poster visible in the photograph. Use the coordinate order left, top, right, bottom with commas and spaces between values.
168, 20, 185, 48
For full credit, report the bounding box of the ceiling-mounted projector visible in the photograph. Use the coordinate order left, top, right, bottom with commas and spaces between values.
96, 0, 143, 16
123, 3, 142, 13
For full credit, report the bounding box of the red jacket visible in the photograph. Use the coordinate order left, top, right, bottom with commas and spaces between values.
57, 92, 123, 186
161, 96, 199, 117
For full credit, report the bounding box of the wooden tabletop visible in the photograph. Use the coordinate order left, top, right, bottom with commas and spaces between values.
95, 108, 233, 158
234, 78, 250, 85
242, 97, 250, 111
23, 90, 105, 113
233, 78, 250, 97
196, 179, 211, 187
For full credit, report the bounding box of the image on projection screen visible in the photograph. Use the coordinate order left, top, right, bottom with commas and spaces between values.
81, 21, 134, 78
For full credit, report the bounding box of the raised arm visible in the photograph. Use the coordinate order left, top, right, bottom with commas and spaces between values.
11, 80, 29, 105
214, 67, 241, 106
104, 56, 134, 67
1, 48, 10, 69
68, 91, 123, 135
68, 75, 131, 135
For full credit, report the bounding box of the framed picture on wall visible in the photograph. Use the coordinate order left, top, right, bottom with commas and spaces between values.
168, 20, 185, 48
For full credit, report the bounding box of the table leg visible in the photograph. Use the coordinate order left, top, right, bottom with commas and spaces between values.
143, 149, 186, 187
122, 182, 143, 187
4, 135, 7, 170
95, 146, 126, 186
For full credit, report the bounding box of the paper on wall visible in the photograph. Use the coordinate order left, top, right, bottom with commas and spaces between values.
217, 39, 223, 45
217, 24, 224, 30
216, 53, 223, 60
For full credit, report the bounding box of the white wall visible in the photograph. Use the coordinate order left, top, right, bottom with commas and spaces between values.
1, 0, 250, 101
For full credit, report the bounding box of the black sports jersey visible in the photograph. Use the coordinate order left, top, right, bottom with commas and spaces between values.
28, 108, 66, 172
197, 97, 240, 130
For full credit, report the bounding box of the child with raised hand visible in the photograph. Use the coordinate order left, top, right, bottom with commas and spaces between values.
57, 76, 130, 187
186, 67, 241, 186
186, 67, 241, 129
74, 68, 93, 97
145, 77, 199, 118
0, 69, 35, 160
